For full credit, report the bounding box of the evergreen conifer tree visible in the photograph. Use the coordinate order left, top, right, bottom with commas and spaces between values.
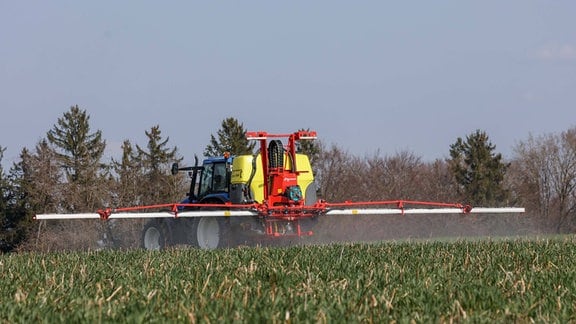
449, 129, 509, 206
46, 105, 107, 212
204, 118, 255, 156
0, 146, 32, 252
135, 125, 183, 205
112, 140, 142, 206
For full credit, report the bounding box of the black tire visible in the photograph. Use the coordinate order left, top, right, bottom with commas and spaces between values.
141, 220, 171, 250
189, 217, 232, 250
268, 140, 284, 169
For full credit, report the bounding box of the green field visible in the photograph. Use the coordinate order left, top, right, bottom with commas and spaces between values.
1, 237, 575, 323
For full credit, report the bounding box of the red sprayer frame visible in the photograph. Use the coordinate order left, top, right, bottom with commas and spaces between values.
245, 130, 317, 208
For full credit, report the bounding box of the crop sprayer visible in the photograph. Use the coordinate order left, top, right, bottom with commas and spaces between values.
35, 130, 525, 250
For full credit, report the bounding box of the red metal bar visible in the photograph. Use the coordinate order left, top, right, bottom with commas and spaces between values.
324, 200, 470, 211
95, 199, 471, 221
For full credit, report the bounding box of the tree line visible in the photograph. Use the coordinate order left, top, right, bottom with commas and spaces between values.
1, 106, 575, 252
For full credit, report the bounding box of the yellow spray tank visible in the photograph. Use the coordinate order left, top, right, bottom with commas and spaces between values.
230, 153, 316, 205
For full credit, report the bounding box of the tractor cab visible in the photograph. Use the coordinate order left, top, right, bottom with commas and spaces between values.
173, 154, 233, 204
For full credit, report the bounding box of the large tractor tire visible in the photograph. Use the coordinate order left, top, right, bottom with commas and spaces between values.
189, 217, 232, 250
141, 220, 171, 251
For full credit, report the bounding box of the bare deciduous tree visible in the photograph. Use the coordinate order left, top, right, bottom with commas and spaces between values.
313, 144, 361, 202
364, 150, 424, 201
511, 127, 576, 232
417, 159, 459, 203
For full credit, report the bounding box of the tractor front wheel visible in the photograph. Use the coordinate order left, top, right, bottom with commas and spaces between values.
141, 220, 171, 250
190, 217, 231, 250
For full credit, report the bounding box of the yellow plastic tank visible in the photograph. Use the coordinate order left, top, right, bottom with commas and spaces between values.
231, 153, 315, 204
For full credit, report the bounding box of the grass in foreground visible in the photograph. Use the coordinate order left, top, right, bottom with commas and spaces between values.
1, 236, 575, 323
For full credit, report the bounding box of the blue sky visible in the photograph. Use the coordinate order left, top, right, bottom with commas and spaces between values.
1, 1, 575, 167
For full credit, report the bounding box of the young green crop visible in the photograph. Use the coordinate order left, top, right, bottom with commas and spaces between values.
1, 236, 575, 322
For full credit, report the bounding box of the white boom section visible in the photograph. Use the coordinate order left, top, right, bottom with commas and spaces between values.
35, 213, 103, 220
34, 207, 524, 220
34, 210, 259, 220
325, 207, 525, 216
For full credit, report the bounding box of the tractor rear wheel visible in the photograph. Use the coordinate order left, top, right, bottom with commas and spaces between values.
141, 220, 171, 250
